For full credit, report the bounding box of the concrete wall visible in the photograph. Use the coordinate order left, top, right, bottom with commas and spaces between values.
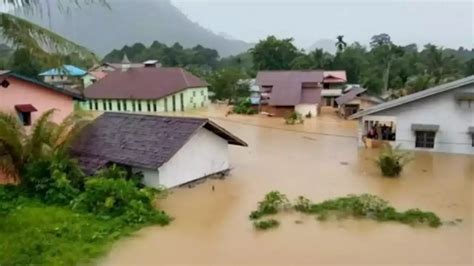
78, 87, 209, 113
141, 127, 229, 188
0, 77, 75, 125
358, 85, 474, 155
295, 104, 318, 117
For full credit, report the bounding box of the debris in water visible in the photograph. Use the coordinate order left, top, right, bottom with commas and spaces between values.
340, 161, 349, 165
303, 136, 317, 141
212, 185, 215, 191
294, 220, 303, 224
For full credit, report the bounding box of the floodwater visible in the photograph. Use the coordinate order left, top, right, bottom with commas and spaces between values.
101, 106, 473, 266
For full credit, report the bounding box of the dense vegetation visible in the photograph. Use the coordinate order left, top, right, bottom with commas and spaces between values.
249, 191, 443, 230
0, 111, 170, 264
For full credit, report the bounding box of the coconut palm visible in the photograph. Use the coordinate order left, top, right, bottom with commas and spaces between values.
0, 0, 108, 64
335, 35, 347, 53
0, 109, 90, 180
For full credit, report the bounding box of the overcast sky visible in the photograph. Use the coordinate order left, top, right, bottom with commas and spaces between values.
172, 0, 473, 49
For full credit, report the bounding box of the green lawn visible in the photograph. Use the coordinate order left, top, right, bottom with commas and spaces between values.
0, 199, 142, 265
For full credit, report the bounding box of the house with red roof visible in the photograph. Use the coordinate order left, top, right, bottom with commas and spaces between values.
80, 63, 209, 113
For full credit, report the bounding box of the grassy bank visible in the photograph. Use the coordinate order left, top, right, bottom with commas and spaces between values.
0, 196, 153, 265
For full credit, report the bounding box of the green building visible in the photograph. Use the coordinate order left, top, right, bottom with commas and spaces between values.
79, 65, 209, 113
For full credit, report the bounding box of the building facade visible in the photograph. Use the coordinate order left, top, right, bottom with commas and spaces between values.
80, 67, 209, 113
350, 76, 474, 155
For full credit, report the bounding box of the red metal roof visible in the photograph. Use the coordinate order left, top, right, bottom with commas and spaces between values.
14, 104, 38, 113
84, 67, 208, 99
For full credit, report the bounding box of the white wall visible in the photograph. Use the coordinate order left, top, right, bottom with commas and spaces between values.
359, 85, 473, 155
141, 127, 230, 188
295, 104, 318, 117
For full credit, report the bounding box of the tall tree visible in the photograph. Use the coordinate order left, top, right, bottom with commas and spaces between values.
250, 36, 300, 70
335, 35, 347, 53
370, 33, 404, 93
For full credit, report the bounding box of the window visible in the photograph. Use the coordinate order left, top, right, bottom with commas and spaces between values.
108, 100, 112, 110
153, 101, 157, 112
193, 91, 196, 97
88, 100, 93, 110
94, 100, 98, 110
117, 100, 121, 111
172, 95, 176, 112
201, 90, 204, 96
123, 100, 128, 111
180, 93, 184, 111
146, 100, 151, 112
132, 100, 136, 112
323, 83, 330, 89
415, 131, 436, 148
165, 98, 168, 112
19, 112, 32, 126
102, 100, 107, 111
471, 133, 474, 147
137, 101, 142, 112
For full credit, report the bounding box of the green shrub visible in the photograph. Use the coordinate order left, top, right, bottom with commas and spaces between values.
254, 219, 280, 230
293, 193, 442, 227
375, 144, 412, 177
233, 99, 257, 115
285, 111, 304, 125
249, 191, 290, 220
21, 152, 82, 205
72, 178, 170, 225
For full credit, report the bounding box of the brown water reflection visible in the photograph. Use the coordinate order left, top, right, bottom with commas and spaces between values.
102, 106, 473, 266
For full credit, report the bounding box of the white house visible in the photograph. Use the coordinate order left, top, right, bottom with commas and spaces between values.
349, 76, 474, 155
71, 113, 247, 188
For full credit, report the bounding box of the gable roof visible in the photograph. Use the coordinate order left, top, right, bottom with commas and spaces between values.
0, 70, 83, 99
335, 87, 367, 105
71, 113, 247, 175
39, 65, 87, 77
84, 67, 208, 99
323, 71, 347, 83
349, 75, 474, 119
255, 71, 323, 106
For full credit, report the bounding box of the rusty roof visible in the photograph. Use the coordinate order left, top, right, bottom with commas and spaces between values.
335, 87, 367, 105
255, 71, 324, 106
84, 67, 208, 99
71, 113, 247, 175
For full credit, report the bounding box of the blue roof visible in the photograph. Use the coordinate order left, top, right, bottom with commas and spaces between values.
39, 65, 87, 77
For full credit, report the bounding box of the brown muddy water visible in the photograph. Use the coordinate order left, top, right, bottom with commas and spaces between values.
101, 106, 473, 266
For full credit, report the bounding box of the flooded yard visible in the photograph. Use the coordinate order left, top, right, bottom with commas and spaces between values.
101, 106, 473, 266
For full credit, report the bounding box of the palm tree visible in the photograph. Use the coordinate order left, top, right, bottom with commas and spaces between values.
0, 109, 90, 181
0, 0, 107, 64
335, 35, 347, 53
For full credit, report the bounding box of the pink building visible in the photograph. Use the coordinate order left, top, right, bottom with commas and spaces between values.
0, 71, 82, 126
0, 71, 82, 182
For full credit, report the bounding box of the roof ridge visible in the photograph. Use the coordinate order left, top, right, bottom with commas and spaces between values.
349, 75, 474, 119
180, 68, 190, 87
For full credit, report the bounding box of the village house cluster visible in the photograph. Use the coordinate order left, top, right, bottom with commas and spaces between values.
0, 56, 472, 186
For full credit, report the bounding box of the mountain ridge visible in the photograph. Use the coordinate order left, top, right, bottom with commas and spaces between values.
13, 0, 252, 57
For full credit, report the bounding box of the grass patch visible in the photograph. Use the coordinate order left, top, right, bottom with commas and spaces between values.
0, 199, 138, 265
250, 192, 443, 230
254, 219, 280, 230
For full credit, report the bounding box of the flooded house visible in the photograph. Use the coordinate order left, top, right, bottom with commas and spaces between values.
335, 87, 384, 118
71, 113, 247, 188
0, 70, 83, 181
350, 75, 474, 154
255, 70, 323, 117
80, 60, 209, 113
322, 71, 347, 107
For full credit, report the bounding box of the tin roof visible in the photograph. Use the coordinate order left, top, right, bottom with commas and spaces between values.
349, 75, 474, 119
39, 65, 87, 77
255, 71, 323, 106
84, 67, 208, 99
